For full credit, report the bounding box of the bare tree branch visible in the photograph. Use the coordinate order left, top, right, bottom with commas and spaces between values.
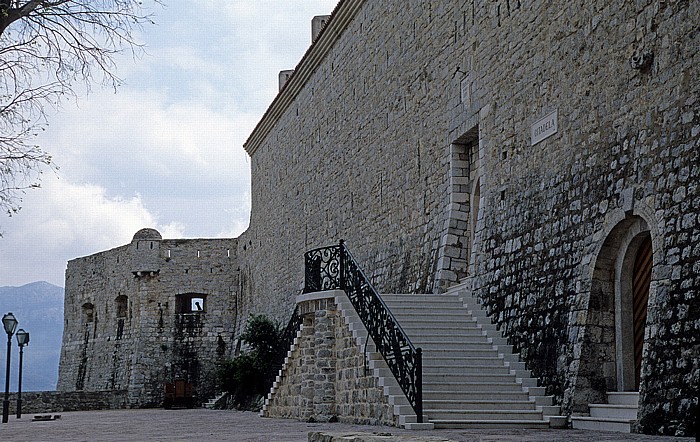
0, 0, 160, 219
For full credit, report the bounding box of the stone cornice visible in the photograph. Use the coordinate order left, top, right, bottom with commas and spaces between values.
243, 0, 365, 157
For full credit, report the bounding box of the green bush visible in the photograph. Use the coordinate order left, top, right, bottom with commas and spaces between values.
241, 313, 283, 357
218, 314, 283, 408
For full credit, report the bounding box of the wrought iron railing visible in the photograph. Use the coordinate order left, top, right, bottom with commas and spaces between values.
267, 304, 303, 393
303, 240, 423, 423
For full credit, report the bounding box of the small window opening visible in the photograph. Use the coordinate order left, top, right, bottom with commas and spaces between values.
116, 295, 128, 318
176, 293, 207, 314
82, 302, 95, 323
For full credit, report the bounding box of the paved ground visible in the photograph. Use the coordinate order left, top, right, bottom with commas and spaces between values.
0, 409, 693, 441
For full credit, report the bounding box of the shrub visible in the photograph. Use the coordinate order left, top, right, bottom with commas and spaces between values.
218, 314, 283, 409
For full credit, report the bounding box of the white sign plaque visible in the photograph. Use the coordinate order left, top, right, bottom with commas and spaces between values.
531, 109, 558, 145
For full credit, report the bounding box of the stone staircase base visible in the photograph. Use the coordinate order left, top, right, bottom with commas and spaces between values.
380, 284, 564, 429
262, 284, 566, 430
571, 392, 639, 432
203, 392, 227, 409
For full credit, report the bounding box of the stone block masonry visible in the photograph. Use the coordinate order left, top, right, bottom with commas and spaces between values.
4, 391, 128, 414
59, 0, 699, 436
240, 0, 698, 436
58, 229, 240, 407
264, 292, 394, 426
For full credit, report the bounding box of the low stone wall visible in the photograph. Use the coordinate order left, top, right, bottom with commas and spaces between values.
265, 292, 394, 426
4, 390, 128, 414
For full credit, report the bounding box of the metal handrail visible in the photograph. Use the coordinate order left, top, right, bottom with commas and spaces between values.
303, 240, 423, 423
267, 305, 303, 393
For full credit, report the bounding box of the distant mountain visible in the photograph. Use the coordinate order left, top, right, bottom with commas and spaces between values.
0, 281, 64, 391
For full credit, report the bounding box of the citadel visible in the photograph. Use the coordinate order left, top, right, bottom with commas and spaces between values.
57, 0, 698, 437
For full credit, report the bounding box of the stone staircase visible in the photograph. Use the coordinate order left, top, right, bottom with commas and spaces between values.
571, 392, 639, 432
337, 283, 565, 429
203, 391, 228, 409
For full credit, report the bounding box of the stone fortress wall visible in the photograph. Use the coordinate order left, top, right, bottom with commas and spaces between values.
58, 229, 240, 407
238, 0, 698, 435
58, 0, 699, 435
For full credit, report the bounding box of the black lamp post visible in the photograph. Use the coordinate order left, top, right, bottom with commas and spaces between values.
15, 329, 29, 419
2, 312, 18, 424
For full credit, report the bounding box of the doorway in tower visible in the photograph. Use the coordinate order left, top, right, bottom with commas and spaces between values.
436, 126, 481, 288
576, 215, 654, 408
616, 227, 652, 391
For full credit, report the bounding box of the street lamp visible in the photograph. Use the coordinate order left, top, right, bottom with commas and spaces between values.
15, 329, 29, 419
2, 312, 18, 424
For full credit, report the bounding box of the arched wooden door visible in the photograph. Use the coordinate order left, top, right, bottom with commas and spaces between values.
632, 234, 652, 389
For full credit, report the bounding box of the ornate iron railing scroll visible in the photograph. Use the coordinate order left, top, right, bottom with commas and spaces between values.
304, 245, 341, 293
303, 240, 423, 423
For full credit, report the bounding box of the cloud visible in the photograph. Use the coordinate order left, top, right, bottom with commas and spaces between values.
0, 177, 184, 287
37, 87, 254, 229
0, 1, 338, 287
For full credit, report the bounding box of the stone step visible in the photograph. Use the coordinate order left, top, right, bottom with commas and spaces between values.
387, 303, 470, 318
426, 409, 544, 421
394, 317, 479, 326
540, 405, 562, 416
590, 404, 638, 420
381, 294, 461, 302
348, 288, 554, 430
422, 364, 511, 375
607, 392, 639, 406
422, 349, 499, 359
424, 381, 525, 393
571, 416, 634, 433
423, 391, 530, 401
430, 419, 551, 429
423, 373, 517, 383
465, 308, 489, 318
411, 337, 494, 346
423, 399, 536, 411
402, 422, 436, 430
387, 297, 463, 303
423, 356, 505, 367
407, 335, 486, 345
415, 343, 496, 352
400, 325, 485, 336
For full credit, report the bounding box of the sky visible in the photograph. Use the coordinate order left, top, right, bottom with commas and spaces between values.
0, 1, 339, 288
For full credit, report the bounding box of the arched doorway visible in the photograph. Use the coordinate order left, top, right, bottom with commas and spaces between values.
631, 235, 652, 388
616, 231, 652, 391
577, 215, 655, 406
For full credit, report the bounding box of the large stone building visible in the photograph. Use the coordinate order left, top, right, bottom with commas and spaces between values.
58, 229, 240, 406
60, 0, 698, 436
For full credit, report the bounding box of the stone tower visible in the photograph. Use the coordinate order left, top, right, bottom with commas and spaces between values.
58, 229, 240, 407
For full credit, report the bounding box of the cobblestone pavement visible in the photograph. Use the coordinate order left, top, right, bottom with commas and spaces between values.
0, 409, 693, 442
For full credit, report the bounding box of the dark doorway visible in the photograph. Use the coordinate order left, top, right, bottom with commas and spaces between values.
632, 234, 652, 389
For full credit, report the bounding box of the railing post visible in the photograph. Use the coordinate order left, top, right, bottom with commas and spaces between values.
415, 347, 423, 424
